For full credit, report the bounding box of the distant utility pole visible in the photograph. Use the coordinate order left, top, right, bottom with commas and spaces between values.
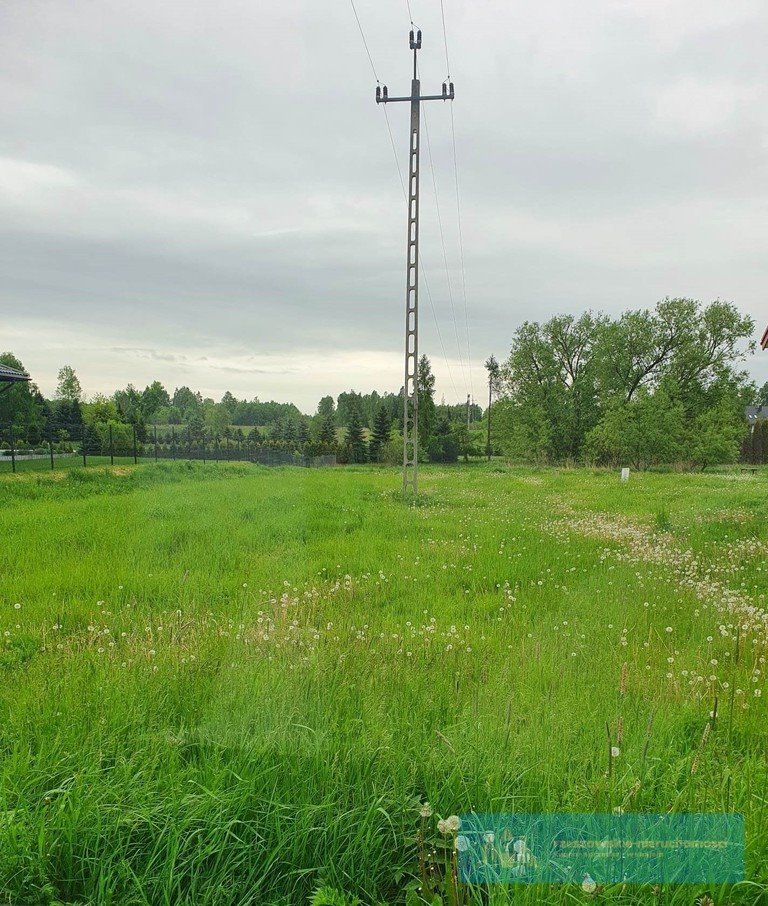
377, 30, 454, 495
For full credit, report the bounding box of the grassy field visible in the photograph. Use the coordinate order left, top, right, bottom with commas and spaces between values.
1, 461, 767, 905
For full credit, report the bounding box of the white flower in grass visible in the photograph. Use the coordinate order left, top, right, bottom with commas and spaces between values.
437, 819, 448, 835
582, 873, 597, 894
611, 746, 620, 758
483, 831, 495, 844
455, 835, 469, 852
419, 802, 433, 818
445, 815, 461, 832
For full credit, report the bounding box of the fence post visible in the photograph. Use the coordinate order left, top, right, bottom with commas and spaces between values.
109, 424, 114, 465
9, 425, 16, 474
49, 438, 54, 470
154, 425, 158, 462
82, 424, 87, 467
133, 425, 138, 464
215, 435, 220, 463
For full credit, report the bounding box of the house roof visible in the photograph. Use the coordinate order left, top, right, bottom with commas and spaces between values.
762, 325, 768, 350
0, 363, 30, 384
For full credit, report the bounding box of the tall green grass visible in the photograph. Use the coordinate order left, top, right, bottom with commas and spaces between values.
1, 462, 767, 904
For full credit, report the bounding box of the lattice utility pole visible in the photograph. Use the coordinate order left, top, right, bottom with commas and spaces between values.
377, 30, 454, 495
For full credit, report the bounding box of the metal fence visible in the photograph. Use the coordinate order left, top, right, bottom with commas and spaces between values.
0, 422, 336, 474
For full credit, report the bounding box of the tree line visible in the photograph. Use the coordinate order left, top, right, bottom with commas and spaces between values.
3, 297, 762, 469
0, 353, 483, 464
492, 298, 761, 469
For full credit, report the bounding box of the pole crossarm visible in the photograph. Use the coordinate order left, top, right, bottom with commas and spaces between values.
375, 29, 454, 497
376, 90, 454, 104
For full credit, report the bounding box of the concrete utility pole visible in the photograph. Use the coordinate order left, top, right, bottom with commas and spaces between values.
377, 30, 454, 495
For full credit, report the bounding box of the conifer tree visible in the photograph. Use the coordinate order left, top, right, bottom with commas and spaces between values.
283, 419, 297, 446
319, 414, 336, 446
345, 408, 367, 463
269, 419, 284, 442
369, 405, 391, 462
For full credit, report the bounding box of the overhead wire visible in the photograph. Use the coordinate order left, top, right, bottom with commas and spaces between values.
387, 110, 461, 403
348, 0, 460, 402
421, 98, 468, 392
450, 104, 474, 403
349, 0, 379, 82
439, 2, 475, 403
439, 0, 450, 79
411, 0, 471, 404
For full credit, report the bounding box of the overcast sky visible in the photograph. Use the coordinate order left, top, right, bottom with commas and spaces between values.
2, 0, 767, 412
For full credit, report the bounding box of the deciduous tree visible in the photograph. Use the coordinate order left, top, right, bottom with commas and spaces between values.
56, 365, 82, 402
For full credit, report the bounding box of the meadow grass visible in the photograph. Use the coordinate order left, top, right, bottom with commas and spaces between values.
1, 462, 767, 905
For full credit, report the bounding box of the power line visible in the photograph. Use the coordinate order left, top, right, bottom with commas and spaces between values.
422, 101, 468, 391
384, 103, 460, 404
349, 0, 379, 82
435, 0, 474, 402
450, 103, 474, 401
382, 106, 405, 193
406, 0, 472, 403
439, 0, 451, 77
348, 0, 460, 405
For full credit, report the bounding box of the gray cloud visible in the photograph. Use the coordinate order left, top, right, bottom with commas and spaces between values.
2, 0, 767, 410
